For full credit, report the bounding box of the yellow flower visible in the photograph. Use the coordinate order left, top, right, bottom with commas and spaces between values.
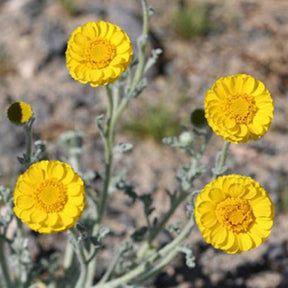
195, 175, 274, 254
7, 101, 33, 125
66, 21, 133, 87
13, 160, 85, 234
204, 74, 274, 143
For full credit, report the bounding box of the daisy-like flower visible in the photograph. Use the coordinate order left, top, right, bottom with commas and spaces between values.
66, 21, 133, 87
13, 160, 85, 234
195, 175, 274, 254
204, 74, 274, 143
7, 101, 33, 125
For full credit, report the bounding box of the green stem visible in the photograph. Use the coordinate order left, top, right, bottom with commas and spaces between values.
93, 217, 195, 288
98, 251, 122, 284
213, 141, 230, 179
64, 144, 84, 272
137, 189, 188, 260
63, 243, 74, 271
111, 0, 149, 124
0, 238, 13, 288
131, 0, 149, 89
24, 119, 33, 167
148, 191, 187, 245
98, 86, 114, 222
135, 247, 178, 284
86, 85, 118, 287
70, 229, 88, 288
88, 2, 150, 285
15, 219, 25, 288
138, 157, 200, 260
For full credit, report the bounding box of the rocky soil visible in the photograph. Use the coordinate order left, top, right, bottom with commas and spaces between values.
1, 0, 288, 287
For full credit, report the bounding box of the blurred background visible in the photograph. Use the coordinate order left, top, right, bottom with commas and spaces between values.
0, 0, 288, 287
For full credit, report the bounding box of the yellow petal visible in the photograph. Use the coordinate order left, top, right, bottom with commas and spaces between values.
82, 22, 96, 39
211, 226, 227, 245
105, 23, 117, 40
15, 196, 34, 210
224, 119, 236, 129
63, 203, 79, 218
98, 21, 109, 38
60, 213, 74, 227
69, 194, 85, 206
255, 218, 274, 232
196, 201, 216, 214
233, 75, 244, 94
117, 42, 131, 54
51, 163, 66, 180
38, 227, 53, 234
208, 188, 225, 202
110, 31, 125, 46
30, 210, 47, 223
200, 212, 217, 228
244, 186, 257, 199
62, 169, 77, 185
251, 80, 266, 96
227, 183, 245, 198
17, 181, 35, 196
27, 166, 44, 184
89, 70, 103, 83
237, 233, 254, 252
74, 33, 89, 46
243, 76, 257, 94
252, 203, 273, 217
67, 182, 83, 196
46, 213, 61, 227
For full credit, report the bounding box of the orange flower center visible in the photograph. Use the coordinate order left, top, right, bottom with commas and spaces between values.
225, 94, 257, 124
85, 39, 116, 69
216, 197, 254, 233
34, 179, 68, 213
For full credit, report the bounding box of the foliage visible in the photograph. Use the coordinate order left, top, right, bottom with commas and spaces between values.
172, 2, 211, 40
0, 1, 274, 288
122, 102, 181, 142
58, 0, 79, 16
0, 45, 14, 78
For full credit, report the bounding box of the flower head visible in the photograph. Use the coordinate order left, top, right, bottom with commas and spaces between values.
14, 160, 85, 234
66, 21, 133, 87
195, 175, 274, 254
7, 101, 33, 125
204, 74, 274, 143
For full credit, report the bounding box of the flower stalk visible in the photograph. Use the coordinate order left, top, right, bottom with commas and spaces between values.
213, 141, 230, 179
0, 238, 13, 288
2, 0, 276, 286
23, 117, 34, 168
92, 217, 195, 288
70, 228, 88, 288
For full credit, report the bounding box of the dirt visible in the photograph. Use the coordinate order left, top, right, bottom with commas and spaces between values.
0, 0, 288, 287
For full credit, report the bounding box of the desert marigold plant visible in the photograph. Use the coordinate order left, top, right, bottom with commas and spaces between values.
13, 160, 85, 234
7, 101, 33, 125
204, 74, 274, 143
0, 2, 280, 288
66, 20, 133, 87
195, 175, 274, 254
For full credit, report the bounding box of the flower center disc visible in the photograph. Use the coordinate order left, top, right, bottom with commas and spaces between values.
34, 179, 68, 213
225, 94, 257, 124
216, 197, 254, 233
86, 39, 116, 69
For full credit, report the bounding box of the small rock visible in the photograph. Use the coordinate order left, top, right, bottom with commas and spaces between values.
17, 59, 37, 78
21, 0, 44, 19
246, 271, 282, 288
38, 20, 66, 57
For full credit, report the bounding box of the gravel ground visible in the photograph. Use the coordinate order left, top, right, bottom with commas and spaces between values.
1, 0, 288, 287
